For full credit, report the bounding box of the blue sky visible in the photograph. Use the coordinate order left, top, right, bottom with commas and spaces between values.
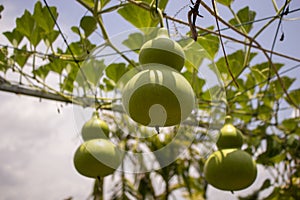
0, 0, 299, 199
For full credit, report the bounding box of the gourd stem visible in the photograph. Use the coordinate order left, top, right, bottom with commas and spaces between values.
224, 115, 232, 124
92, 111, 99, 118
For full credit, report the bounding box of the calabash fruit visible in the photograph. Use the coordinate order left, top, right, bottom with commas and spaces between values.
122, 64, 195, 127
73, 139, 122, 178
204, 148, 257, 191
139, 28, 185, 72
81, 111, 109, 141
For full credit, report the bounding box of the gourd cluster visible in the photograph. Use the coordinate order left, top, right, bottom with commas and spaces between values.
122, 28, 195, 127
204, 116, 257, 191
73, 111, 122, 178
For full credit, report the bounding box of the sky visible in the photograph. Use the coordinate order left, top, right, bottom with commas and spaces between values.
0, 0, 300, 200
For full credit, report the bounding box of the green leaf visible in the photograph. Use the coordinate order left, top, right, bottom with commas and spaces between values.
266, 135, 283, 157
249, 62, 284, 89
102, 77, 115, 91
269, 152, 286, 164
286, 134, 299, 149
118, 0, 168, 29
48, 59, 66, 75
250, 66, 268, 85
0, 47, 10, 73
280, 118, 298, 133
257, 135, 284, 165
286, 88, 300, 108
118, 3, 155, 29
197, 26, 219, 59
71, 26, 81, 36
13, 45, 31, 68
33, 1, 58, 33
31, 26, 43, 47
61, 63, 79, 92
100, 0, 110, 8
16, 9, 43, 47
81, 0, 94, 9
178, 38, 206, 72
32, 65, 50, 80
77, 59, 106, 87
44, 30, 59, 46
16, 10, 35, 39
216, 0, 233, 6
106, 63, 128, 83
80, 16, 97, 37
66, 40, 96, 58
253, 62, 284, 77
182, 71, 205, 96
122, 32, 145, 53
213, 50, 257, 85
66, 42, 86, 57
3, 28, 24, 47
257, 104, 273, 121
270, 76, 295, 99
229, 6, 256, 33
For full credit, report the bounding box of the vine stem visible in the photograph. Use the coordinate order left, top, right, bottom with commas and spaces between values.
96, 176, 104, 200
211, 0, 239, 88
200, 1, 300, 110
75, 0, 137, 68
125, 0, 300, 63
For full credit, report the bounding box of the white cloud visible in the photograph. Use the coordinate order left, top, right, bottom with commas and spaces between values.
0, 92, 94, 200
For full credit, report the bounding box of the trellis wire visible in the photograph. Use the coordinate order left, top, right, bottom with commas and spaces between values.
1, 6, 300, 61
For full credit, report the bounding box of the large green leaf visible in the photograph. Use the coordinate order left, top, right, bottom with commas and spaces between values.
118, 0, 168, 29
122, 32, 145, 53
48, 59, 66, 75
212, 50, 257, 85
229, 6, 256, 33
270, 76, 295, 99
106, 63, 128, 83
178, 38, 207, 72
250, 62, 284, 88
13, 45, 31, 68
182, 71, 205, 97
257, 135, 284, 165
33, 1, 58, 33
257, 104, 273, 121
61, 63, 79, 92
32, 65, 50, 80
16, 10, 35, 39
3, 28, 23, 47
80, 16, 97, 37
279, 118, 298, 133
100, 77, 115, 91
43, 30, 59, 46
198, 26, 219, 59
76, 59, 106, 87
286, 88, 300, 108
30, 26, 43, 47
16, 9, 43, 47
66, 41, 96, 58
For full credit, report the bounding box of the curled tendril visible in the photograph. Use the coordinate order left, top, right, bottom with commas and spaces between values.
150, 0, 164, 27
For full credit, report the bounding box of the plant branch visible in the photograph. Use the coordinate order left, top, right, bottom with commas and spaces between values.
211, 0, 239, 88
200, 1, 299, 109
